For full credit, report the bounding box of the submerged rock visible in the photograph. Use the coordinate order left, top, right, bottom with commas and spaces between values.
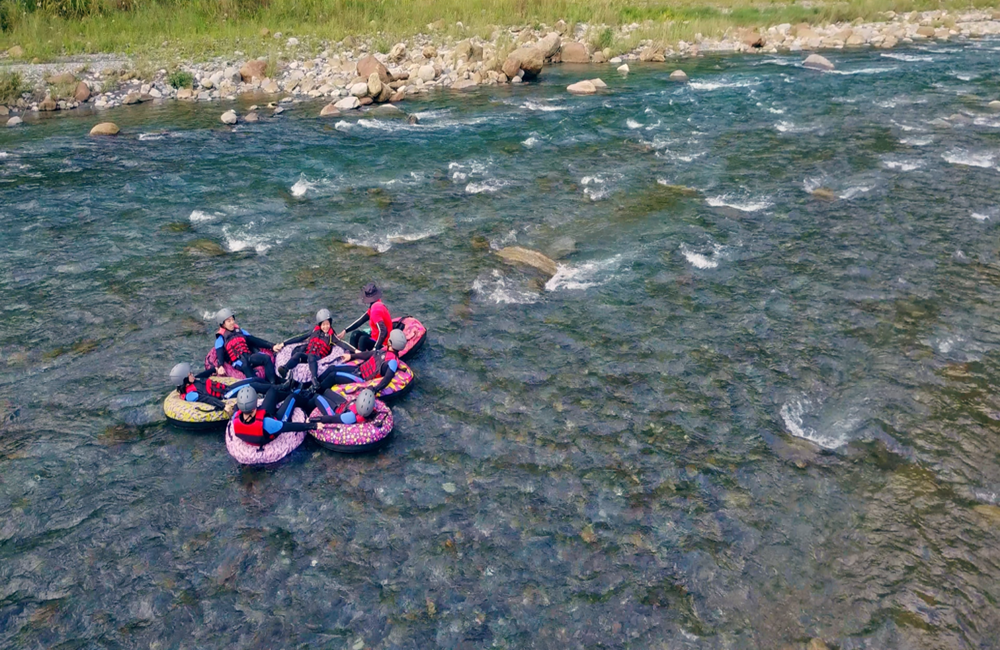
618, 64, 630, 75
243, 111, 259, 123
220, 109, 237, 125
803, 53, 835, 70
669, 70, 689, 83
184, 239, 226, 256
7, 116, 23, 127
567, 80, 597, 95
335, 96, 361, 110
810, 187, 837, 200
89, 122, 119, 135
495, 246, 558, 277
320, 102, 341, 117
989, 100, 1000, 112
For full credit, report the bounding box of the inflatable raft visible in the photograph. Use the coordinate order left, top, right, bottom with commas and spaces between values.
163, 375, 239, 431
354, 316, 426, 359
329, 359, 415, 401
204, 347, 276, 381
273, 343, 347, 384
225, 406, 308, 465
309, 398, 393, 453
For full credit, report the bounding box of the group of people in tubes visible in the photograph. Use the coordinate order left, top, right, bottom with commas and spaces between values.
167, 282, 407, 449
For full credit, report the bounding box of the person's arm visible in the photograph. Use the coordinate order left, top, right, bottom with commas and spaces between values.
281, 330, 312, 346
346, 350, 375, 363
244, 333, 274, 349
371, 358, 399, 394
343, 313, 367, 333
195, 367, 215, 380
214, 335, 230, 365
262, 417, 316, 434
183, 390, 226, 410
372, 321, 388, 349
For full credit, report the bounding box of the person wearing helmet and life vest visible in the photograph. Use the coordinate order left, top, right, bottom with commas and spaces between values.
309, 389, 378, 425
230, 384, 317, 449
315, 329, 406, 396
213, 308, 278, 382
273, 308, 344, 385
339, 282, 397, 352
169, 362, 235, 414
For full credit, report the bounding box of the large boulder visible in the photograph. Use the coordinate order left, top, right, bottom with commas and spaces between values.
319, 103, 341, 117
350, 82, 369, 97
73, 81, 91, 102
503, 46, 544, 80
640, 45, 666, 62
89, 122, 119, 136
802, 53, 834, 70
496, 247, 558, 277
418, 64, 436, 81
560, 42, 590, 63
7, 116, 23, 127
46, 72, 76, 85
536, 32, 561, 58
452, 79, 477, 90
220, 110, 237, 125
367, 72, 382, 97
240, 59, 267, 82
567, 80, 597, 94
357, 55, 389, 83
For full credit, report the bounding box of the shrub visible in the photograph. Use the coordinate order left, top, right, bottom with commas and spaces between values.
167, 69, 194, 88
0, 70, 26, 103
592, 26, 613, 51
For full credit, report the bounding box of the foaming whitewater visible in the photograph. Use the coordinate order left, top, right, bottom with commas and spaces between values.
189, 209, 222, 223
881, 158, 925, 172
780, 398, 851, 450
827, 66, 898, 75
545, 255, 623, 291
346, 235, 392, 253
881, 52, 935, 62
580, 174, 619, 201
626, 118, 642, 129
706, 194, 773, 212
679, 243, 727, 270
472, 270, 539, 305
943, 149, 995, 169
290, 177, 316, 197
520, 99, 565, 112
221, 222, 279, 254
688, 78, 762, 91
466, 179, 509, 194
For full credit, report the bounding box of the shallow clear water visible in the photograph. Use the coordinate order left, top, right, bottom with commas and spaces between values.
3, 40, 1000, 649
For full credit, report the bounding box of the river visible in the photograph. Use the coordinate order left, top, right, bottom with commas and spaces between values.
2, 40, 1000, 649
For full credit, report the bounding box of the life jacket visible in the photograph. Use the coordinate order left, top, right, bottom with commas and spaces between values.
305, 326, 335, 358
359, 349, 397, 381
180, 379, 225, 400
335, 400, 367, 424
232, 409, 274, 447
221, 328, 251, 362
368, 301, 393, 348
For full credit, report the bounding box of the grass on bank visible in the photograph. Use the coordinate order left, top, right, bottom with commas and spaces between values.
0, 0, 998, 62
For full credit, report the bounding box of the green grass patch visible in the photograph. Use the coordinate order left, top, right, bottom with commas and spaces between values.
0, 0, 998, 61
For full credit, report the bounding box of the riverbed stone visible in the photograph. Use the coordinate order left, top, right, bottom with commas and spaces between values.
46, 72, 76, 85
350, 82, 369, 97
7, 116, 22, 127
560, 42, 590, 63
989, 100, 1000, 111
7, 45, 23, 58
496, 247, 558, 277
123, 92, 142, 104
89, 122, 119, 135
240, 59, 267, 82
592, 50, 607, 64
38, 95, 57, 111
320, 102, 341, 116
177, 88, 195, 100
536, 32, 561, 58
504, 46, 544, 79
567, 80, 597, 94
803, 53, 835, 70
73, 81, 91, 102
388, 42, 406, 62
452, 79, 477, 90
618, 64, 630, 74
590, 78, 607, 89
367, 72, 382, 97
243, 111, 259, 122
220, 110, 237, 124
669, 70, 689, 82
335, 95, 361, 110
0, 106, 8, 116
261, 79, 279, 94
418, 64, 436, 81
422, 45, 437, 59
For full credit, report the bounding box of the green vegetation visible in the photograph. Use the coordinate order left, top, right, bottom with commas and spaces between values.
167, 68, 193, 88
0, 0, 997, 61
0, 69, 24, 102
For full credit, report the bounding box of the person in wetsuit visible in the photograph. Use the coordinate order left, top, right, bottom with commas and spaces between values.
309, 388, 377, 425
274, 308, 344, 385
340, 282, 396, 352
213, 307, 278, 382
170, 362, 235, 414
315, 329, 407, 396
230, 384, 317, 449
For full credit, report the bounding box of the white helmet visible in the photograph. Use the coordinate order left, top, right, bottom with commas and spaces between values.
215, 307, 235, 326
169, 362, 191, 387
316, 308, 332, 325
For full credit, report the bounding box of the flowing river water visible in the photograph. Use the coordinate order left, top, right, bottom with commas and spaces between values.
3, 39, 1000, 649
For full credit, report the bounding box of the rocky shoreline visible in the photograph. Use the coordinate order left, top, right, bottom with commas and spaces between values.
3, 8, 1000, 128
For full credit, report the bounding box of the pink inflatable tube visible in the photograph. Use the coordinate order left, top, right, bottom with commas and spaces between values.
225, 407, 307, 465
309, 399, 393, 453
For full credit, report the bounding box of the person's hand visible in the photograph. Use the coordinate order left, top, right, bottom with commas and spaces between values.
337, 330, 346, 339
223, 402, 235, 416
339, 354, 352, 363
216, 366, 226, 376
274, 342, 284, 352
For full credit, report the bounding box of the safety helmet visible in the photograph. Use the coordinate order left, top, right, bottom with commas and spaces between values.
169, 362, 191, 387
316, 308, 332, 325
236, 385, 258, 415
215, 307, 235, 326
354, 389, 376, 418
388, 329, 407, 352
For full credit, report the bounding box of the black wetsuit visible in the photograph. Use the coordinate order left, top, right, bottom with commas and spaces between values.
315, 348, 399, 395
279, 327, 343, 384
214, 327, 277, 382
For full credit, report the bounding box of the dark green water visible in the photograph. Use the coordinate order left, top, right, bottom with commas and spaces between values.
3, 40, 1000, 649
